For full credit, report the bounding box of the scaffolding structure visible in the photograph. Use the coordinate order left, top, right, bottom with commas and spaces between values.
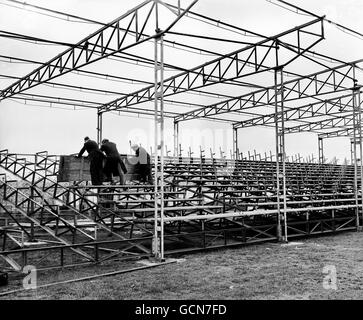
1, 0, 363, 271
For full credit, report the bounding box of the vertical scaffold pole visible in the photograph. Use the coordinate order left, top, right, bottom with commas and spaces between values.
274, 66, 287, 242
233, 127, 238, 160
352, 78, 363, 231
350, 139, 354, 165
97, 111, 103, 145
357, 89, 363, 230
174, 121, 179, 158
318, 137, 324, 164
153, 24, 165, 260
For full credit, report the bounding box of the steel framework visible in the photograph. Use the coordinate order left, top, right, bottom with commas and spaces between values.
1, 0, 363, 270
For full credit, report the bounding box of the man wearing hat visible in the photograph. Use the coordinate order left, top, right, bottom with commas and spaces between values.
100, 139, 127, 185
77, 136, 105, 185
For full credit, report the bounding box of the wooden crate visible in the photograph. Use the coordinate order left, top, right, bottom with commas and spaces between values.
57, 156, 91, 182
57, 155, 141, 182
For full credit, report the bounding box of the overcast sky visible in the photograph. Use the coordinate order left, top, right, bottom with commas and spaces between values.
0, 0, 363, 162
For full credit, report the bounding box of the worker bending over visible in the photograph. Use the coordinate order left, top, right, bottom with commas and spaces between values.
101, 139, 127, 185
77, 136, 105, 185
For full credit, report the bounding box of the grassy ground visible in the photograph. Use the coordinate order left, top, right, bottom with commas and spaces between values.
1, 231, 363, 300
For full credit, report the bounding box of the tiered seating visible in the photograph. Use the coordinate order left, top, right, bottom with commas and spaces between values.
0, 150, 153, 271
86, 156, 360, 253
0, 149, 361, 269
162, 157, 358, 213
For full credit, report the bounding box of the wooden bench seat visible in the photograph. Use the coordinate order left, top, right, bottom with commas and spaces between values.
120, 205, 223, 213
98, 197, 204, 205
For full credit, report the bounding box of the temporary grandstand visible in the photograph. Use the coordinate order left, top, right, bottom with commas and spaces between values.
0, 0, 363, 273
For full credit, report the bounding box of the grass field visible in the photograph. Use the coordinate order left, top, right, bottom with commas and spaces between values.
1, 231, 363, 300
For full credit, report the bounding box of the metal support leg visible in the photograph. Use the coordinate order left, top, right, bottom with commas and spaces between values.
318, 137, 324, 164
352, 83, 363, 231
358, 90, 363, 230
350, 140, 354, 165
153, 28, 165, 261
233, 127, 238, 160
274, 66, 288, 242
97, 111, 103, 145
174, 121, 179, 158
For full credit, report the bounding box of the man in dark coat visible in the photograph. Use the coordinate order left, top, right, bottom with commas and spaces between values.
131, 144, 153, 184
77, 137, 105, 185
100, 139, 127, 185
